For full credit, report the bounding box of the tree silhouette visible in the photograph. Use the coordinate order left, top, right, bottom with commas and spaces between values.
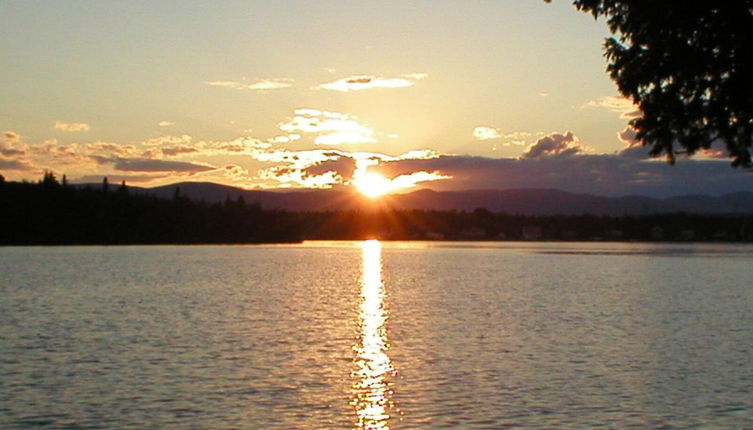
562, 1, 753, 167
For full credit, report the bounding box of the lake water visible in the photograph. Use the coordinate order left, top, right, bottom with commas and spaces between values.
1, 241, 752, 429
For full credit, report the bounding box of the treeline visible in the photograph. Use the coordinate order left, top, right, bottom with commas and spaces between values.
2, 173, 752, 244
0, 173, 302, 245
297, 208, 753, 242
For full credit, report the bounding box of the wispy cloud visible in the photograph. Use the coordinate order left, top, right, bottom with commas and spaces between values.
583, 95, 641, 119
54, 121, 90, 132
278, 108, 376, 145
112, 158, 217, 173
352, 170, 450, 195
205, 78, 294, 91
157, 121, 174, 127
315, 73, 427, 92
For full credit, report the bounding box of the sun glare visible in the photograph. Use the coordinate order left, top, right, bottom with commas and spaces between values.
354, 172, 393, 198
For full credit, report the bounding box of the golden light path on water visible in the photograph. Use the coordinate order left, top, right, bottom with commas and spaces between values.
352, 240, 396, 429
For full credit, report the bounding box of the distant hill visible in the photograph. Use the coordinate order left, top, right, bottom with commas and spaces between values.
116, 181, 753, 215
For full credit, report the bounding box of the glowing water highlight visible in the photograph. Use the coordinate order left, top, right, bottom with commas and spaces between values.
352, 240, 396, 429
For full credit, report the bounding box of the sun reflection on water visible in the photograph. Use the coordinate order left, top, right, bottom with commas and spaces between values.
352, 239, 396, 429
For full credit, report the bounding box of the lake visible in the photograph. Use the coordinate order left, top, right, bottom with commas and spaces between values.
1, 241, 752, 429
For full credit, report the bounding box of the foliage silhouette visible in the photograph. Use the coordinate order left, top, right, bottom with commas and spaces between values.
297, 208, 753, 242
0, 174, 302, 245
1, 173, 751, 244
560, 0, 753, 167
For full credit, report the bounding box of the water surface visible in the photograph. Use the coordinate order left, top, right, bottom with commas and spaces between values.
1, 242, 752, 429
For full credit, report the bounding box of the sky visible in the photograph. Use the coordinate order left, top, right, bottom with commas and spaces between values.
1, 0, 751, 197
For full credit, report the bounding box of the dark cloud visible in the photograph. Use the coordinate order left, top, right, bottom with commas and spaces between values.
73, 174, 169, 183
380, 154, 753, 197
113, 158, 216, 172
303, 157, 357, 180
618, 145, 653, 159
160, 146, 199, 156
616, 126, 652, 159
0, 148, 25, 157
522, 131, 583, 159
1, 130, 26, 157
617, 126, 731, 161
0, 157, 34, 170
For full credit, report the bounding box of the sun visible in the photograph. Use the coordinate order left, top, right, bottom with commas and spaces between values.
354, 172, 393, 198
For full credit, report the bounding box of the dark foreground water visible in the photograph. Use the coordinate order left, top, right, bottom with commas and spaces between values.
1, 242, 752, 429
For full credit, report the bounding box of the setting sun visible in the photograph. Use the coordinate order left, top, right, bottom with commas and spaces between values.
354, 172, 393, 198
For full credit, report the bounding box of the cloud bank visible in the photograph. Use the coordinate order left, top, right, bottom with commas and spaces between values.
3, 108, 751, 197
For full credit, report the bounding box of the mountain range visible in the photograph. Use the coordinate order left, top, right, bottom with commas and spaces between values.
115, 181, 753, 215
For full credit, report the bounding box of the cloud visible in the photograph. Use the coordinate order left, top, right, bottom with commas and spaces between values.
584, 96, 641, 119
377, 152, 753, 197
54, 121, 90, 132
28, 140, 139, 168
157, 121, 174, 127
205, 78, 294, 91
473, 126, 502, 141
1, 131, 27, 157
3, 131, 21, 141
0, 147, 25, 157
249, 146, 444, 190
278, 108, 376, 145
219, 164, 251, 182
158, 146, 199, 157
522, 131, 585, 158
112, 158, 217, 173
0, 157, 34, 170
316, 73, 427, 92
615, 126, 729, 161
303, 157, 358, 181
616, 126, 652, 159
353, 170, 450, 194
258, 165, 343, 189
73, 173, 168, 184
143, 135, 193, 147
